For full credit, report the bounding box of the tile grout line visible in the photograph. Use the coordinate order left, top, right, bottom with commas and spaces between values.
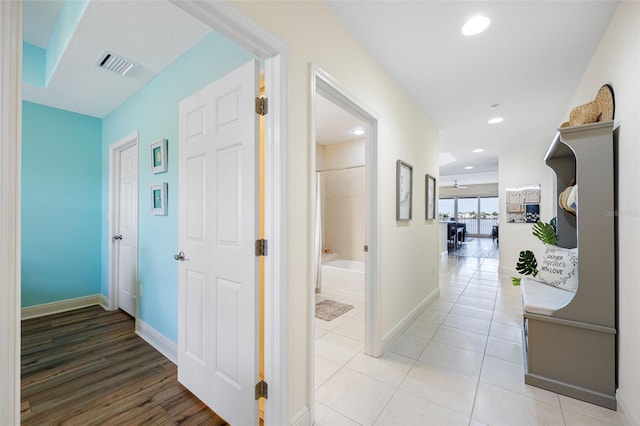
466, 262, 497, 426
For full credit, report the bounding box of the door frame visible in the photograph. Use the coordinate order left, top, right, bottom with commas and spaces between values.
108, 131, 139, 313
0, 1, 22, 423
170, 5, 289, 425
1, 1, 290, 425
308, 65, 381, 419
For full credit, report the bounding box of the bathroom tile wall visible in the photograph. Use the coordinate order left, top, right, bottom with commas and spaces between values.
319, 138, 365, 261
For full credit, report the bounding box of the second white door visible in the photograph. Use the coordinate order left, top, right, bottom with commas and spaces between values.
115, 143, 138, 317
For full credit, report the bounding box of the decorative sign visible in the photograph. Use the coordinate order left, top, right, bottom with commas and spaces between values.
506, 184, 541, 223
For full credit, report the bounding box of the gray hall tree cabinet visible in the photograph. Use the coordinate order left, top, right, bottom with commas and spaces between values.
521, 121, 617, 410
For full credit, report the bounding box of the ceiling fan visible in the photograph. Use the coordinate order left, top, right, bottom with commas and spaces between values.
453, 180, 468, 189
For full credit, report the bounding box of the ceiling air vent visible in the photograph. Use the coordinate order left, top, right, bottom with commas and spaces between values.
96, 51, 135, 76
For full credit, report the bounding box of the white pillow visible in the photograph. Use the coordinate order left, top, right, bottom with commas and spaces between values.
536, 244, 579, 292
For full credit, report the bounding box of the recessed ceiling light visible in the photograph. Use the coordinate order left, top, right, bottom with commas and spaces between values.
465, 166, 474, 170
351, 127, 365, 136
462, 15, 490, 36
472, 148, 484, 153
488, 117, 504, 124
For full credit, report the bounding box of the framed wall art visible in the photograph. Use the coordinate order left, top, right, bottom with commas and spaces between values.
426, 174, 437, 220
150, 183, 168, 216
396, 160, 413, 221
150, 138, 168, 174
506, 184, 541, 223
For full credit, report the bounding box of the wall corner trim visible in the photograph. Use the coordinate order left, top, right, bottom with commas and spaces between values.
135, 319, 178, 365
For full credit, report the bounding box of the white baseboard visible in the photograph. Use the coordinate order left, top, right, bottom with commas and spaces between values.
135, 319, 178, 365
381, 286, 440, 353
290, 406, 310, 426
21, 294, 103, 320
617, 390, 639, 425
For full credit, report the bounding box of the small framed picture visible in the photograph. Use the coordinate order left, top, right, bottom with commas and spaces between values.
150, 138, 167, 174
151, 183, 168, 215
396, 160, 413, 221
426, 174, 436, 220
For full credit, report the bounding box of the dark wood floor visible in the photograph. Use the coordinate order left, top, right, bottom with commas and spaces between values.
450, 236, 499, 259
21, 306, 227, 425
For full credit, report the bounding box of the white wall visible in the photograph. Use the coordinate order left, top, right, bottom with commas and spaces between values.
566, 2, 640, 422
231, 2, 440, 423
498, 142, 555, 277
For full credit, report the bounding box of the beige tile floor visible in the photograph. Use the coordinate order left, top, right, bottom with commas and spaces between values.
314, 255, 631, 426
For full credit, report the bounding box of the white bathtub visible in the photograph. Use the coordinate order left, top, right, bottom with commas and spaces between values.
320, 259, 365, 304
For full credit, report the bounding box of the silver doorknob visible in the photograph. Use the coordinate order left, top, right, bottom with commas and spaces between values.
174, 251, 186, 261
113, 235, 123, 241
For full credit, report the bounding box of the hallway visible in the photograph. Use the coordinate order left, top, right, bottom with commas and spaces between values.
314, 255, 628, 425
450, 237, 498, 259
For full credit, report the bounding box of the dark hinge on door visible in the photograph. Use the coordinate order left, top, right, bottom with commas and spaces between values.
255, 380, 268, 400
255, 97, 268, 116
255, 239, 268, 257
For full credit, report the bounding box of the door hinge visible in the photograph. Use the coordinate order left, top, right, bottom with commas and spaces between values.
255, 239, 268, 257
255, 380, 268, 400
255, 96, 268, 116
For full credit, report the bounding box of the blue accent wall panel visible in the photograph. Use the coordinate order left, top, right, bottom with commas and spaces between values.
23, 43, 46, 88
22, 101, 102, 307
102, 32, 254, 342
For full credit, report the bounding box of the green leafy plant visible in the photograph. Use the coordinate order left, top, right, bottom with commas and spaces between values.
532, 221, 557, 245
511, 220, 557, 286
512, 250, 538, 286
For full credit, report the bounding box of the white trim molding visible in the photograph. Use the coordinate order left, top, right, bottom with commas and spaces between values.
381, 287, 440, 353
135, 319, 178, 365
0, 1, 22, 424
21, 295, 104, 320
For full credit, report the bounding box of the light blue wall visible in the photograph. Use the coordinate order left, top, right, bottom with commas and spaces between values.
23, 43, 45, 88
102, 32, 255, 342
22, 101, 102, 307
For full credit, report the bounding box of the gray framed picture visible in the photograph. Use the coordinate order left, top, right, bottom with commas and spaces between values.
426, 174, 436, 220
396, 160, 413, 221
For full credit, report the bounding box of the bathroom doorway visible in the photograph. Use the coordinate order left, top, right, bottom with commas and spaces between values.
315, 91, 366, 298
309, 66, 380, 422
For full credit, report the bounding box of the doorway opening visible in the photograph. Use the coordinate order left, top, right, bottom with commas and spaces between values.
7, 2, 288, 425
309, 65, 380, 422
108, 132, 139, 317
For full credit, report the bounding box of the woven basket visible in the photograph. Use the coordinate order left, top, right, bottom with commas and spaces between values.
568, 101, 601, 126
595, 84, 615, 121
560, 84, 615, 128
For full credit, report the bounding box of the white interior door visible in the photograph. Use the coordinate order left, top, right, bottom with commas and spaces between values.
115, 144, 138, 317
177, 59, 259, 425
